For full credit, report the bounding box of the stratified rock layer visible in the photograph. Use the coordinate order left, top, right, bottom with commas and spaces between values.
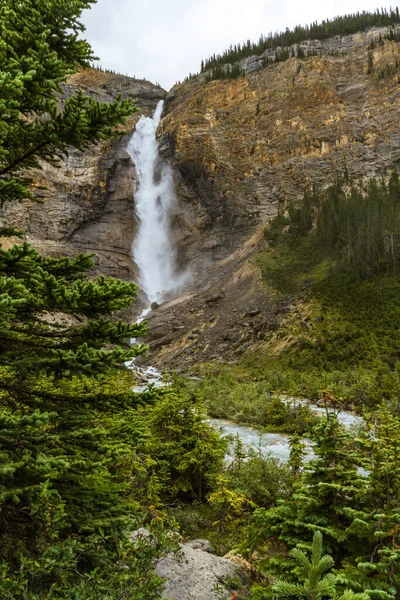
0, 70, 166, 281
159, 27, 400, 276
143, 28, 400, 364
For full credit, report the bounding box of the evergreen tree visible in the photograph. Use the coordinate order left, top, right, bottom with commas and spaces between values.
145, 391, 227, 502
201, 9, 400, 75
0, 0, 134, 205
275, 173, 400, 278
288, 433, 306, 475
340, 405, 400, 595
272, 531, 369, 600
243, 409, 400, 598
0, 2, 174, 598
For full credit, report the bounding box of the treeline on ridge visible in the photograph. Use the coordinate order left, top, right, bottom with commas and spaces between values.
200, 7, 400, 80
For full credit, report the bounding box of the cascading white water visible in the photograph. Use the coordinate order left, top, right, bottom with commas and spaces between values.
128, 100, 180, 304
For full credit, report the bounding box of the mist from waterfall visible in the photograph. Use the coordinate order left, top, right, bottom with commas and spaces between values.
128, 100, 184, 304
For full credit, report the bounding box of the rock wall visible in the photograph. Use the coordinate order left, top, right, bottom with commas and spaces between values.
140, 28, 400, 365
159, 27, 400, 280
0, 70, 166, 282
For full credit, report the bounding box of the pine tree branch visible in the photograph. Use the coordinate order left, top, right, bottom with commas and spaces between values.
0, 139, 52, 177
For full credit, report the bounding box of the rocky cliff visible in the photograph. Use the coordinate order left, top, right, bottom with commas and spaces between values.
0, 70, 166, 281
144, 26, 400, 367
3, 28, 400, 368
159, 26, 400, 273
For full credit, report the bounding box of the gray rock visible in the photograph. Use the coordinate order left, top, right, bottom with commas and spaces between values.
156, 540, 245, 600
246, 308, 260, 317
185, 539, 212, 551
223, 329, 238, 341
205, 292, 225, 303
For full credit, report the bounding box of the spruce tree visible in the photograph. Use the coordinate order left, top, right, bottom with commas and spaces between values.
288, 433, 306, 475
244, 410, 400, 598
0, 0, 134, 205
272, 531, 369, 600
0, 1, 174, 598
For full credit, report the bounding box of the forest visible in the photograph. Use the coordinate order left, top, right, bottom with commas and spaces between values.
1, 1, 400, 599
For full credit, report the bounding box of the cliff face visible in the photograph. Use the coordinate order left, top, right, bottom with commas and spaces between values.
3, 30, 400, 367
142, 27, 400, 367
159, 26, 400, 276
0, 70, 166, 281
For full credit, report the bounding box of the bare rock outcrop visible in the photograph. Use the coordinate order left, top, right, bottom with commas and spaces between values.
156, 540, 245, 600
158, 27, 400, 280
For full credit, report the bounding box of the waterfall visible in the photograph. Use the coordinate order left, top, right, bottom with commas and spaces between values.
128, 100, 181, 304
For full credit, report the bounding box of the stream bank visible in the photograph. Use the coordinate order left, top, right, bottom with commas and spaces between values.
129, 361, 362, 463
209, 402, 362, 463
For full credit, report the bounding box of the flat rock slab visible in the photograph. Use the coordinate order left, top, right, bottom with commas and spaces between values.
156, 540, 245, 600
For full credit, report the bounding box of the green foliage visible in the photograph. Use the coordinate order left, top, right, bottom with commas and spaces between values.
288, 434, 306, 475
279, 174, 400, 278
249, 173, 400, 409
0, 1, 187, 598
375, 59, 400, 80
169, 503, 214, 539
209, 476, 255, 535
243, 409, 400, 599
205, 62, 244, 81
144, 391, 227, 503
0, 239, 180, 597
167, 434, 294, 556
0, 0, 135, 206
271, 531, 370, 600
227, 443, 294, 509
367, 51, 374, 73
178, 373, 319, 434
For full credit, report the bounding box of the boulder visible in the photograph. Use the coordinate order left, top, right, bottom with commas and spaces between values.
156, 540, 245, 600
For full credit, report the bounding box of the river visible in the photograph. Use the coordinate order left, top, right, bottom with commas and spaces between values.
208, 403, 363, 463
130, 360, 363, 464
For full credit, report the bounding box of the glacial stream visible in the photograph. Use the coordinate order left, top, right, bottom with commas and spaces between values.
209, 404, 363, 464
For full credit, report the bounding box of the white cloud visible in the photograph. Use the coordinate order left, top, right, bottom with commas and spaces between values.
82, 0, 393, 90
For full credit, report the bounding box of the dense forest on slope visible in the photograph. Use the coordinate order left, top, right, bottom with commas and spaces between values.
193, 173, 400, 417
270, 172, 400, 279
257, 173, 400, 377
197, 8, 400, 81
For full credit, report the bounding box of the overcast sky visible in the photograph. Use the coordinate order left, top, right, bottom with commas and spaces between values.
82, 0, 393, 90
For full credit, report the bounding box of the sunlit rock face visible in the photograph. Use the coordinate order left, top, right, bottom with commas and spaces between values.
141, 27, 400, 367
158, 26, 400, 278
0, 69, 166, 282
